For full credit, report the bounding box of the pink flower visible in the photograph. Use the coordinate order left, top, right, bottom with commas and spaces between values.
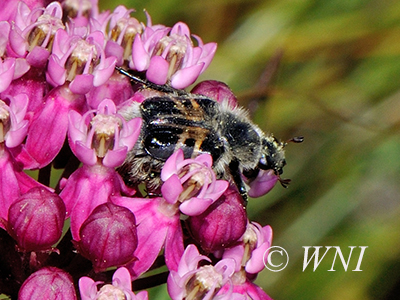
0, 0, 46, 23
104, 5, 143, 66
9, 1, 64, 68
0, 94, 45, 227
212, 223, 274, 300
47, 29, 116, 94
0, 58, 16, 93
131, 21, 217, 89
79, 267, 148, 300
222, 222, 273, 274
85, 70, 135, 108
68, 99, 141, 167
161, 149, 229, 216
61, 99, 140, 241
167, 244, 236, 300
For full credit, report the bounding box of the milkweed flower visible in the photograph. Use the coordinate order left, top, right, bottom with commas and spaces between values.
222, 222, 273, 275
167, 244, 236, 300
0, 51, 17, 92
161, 149, 229, 216
9, 1, 64, 68
68, 99, 141, 167
60, 99, 140, 240
103, 5, 143, 66
131, 20, 217, 89
213, 223, 274, 300
246, 169, 279, 198
47, 28, 116, 94
0, 94, 29, 148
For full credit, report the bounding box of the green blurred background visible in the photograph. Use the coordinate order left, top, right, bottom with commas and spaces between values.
101, 0, 400, 299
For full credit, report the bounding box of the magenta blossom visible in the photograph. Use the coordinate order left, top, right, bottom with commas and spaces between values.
0, 94, 43, 226
103, 5, 143, 66
79, 267, 148, 300
222, 222, 273, 275
61, 98, 140, 241
9, 1, 64, 68
0, 20, 30, 90
212, 223, 274, 300
47, 29, 116, 94
161, 149, 229, 216
167, 244, 236, 300
85, 70, 135, 108
68, 99, 141, 167
131, 20, 217, 89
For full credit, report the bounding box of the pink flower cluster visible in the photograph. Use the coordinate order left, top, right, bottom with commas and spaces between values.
0, 1, 281, 299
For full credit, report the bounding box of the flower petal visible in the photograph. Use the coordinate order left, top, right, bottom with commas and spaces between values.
170, 63, 203, 89
146, 56, 169, 85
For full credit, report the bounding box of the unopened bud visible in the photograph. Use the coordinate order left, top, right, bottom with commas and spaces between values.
7, 187, 66, 252
187, 186, 247, 253
77, 203, 138, 272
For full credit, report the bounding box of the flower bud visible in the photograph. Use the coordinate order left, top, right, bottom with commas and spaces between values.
77, 202, 138, 272
7, 187, 66, 252
187, 186, 247, 253
18, 267, 77, 300
191, 80, 238, 108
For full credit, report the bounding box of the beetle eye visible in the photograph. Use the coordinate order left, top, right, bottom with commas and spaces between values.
258, 154, 270, 170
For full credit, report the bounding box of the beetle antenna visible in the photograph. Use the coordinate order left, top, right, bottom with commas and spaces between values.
283, 136, 304, 147
115, 67, 148, 85
278, 176, 291, 188
115, 66, 186, 95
